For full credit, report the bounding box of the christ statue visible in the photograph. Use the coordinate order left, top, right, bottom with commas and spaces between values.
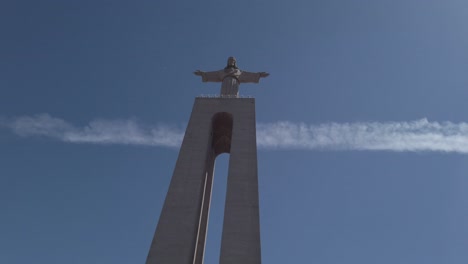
194, 57, 269, 97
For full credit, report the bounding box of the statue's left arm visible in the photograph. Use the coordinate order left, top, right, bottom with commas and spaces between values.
238, 71, 269, 83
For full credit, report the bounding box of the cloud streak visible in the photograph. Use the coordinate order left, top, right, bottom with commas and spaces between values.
3, 114, 468, 153
256, 119, 468, 153
3, 114, 184, 148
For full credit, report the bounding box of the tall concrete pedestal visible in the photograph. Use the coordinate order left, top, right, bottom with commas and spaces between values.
146, 97, 261, 264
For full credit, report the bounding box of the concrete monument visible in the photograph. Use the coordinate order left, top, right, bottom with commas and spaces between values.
146, 57, 268, 264
194, 57, 269, 97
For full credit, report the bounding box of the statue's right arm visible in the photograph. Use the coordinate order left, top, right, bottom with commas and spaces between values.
194, 70, 204, 76
193, 70, 223, 82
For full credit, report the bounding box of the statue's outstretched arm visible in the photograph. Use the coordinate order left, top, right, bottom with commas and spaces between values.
259, 72, 269, 78
239, 71, 269, 83
193, 70, 204, 76
193, 70, 223, 82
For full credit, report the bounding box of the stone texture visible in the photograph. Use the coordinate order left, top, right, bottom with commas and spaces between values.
146, 97, 261, 264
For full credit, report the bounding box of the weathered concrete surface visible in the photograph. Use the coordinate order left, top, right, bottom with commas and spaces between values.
146, 97, 261, 264
219, 98, 261, 264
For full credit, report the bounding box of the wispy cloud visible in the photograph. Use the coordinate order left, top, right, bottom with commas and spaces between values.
3, 114, 184, 148
256, 119, 468, 153
3, 114, 468, 153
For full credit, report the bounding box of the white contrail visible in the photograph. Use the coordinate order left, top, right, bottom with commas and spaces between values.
256, 119, 468, 153
3, 114, 468, 153
3, 114, 184, 148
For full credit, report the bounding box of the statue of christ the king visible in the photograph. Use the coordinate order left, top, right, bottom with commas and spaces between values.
194, 57, 269, 97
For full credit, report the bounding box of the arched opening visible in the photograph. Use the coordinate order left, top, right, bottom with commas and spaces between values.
211, 112, 233, 156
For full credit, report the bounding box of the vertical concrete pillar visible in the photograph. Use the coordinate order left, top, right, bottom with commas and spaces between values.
146, 97, 261, 264
220, 101, 261, 264
145, 100, 213, 264
193, 155, 215, 264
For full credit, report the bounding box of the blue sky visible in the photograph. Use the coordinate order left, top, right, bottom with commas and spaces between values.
1, 0, 468, 263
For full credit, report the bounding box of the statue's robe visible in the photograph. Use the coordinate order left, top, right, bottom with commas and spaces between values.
199, 68, 262, 96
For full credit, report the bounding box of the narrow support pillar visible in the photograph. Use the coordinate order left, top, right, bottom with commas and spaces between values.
220, 104, 261, 264
193, 155, 215, 264
145, 101, 213, 264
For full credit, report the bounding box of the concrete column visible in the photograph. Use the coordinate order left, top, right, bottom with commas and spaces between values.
145, 102, 213, 264
146, 97, 261, 264
220, 102, 261, 264
193, 155, 215, 264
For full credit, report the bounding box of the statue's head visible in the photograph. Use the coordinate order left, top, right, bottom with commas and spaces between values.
225, 56, 238, 69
